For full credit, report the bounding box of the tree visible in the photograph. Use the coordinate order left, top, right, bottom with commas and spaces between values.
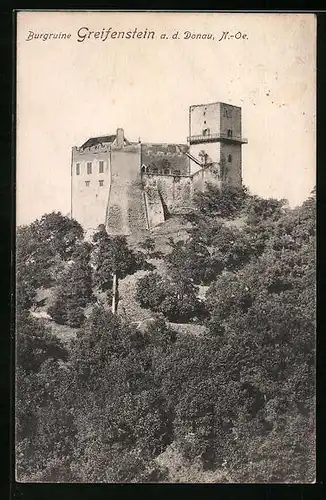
139, 237, 156, 255
243, 195, 288, 225
16, 213, 84, 315
187, 183, 248, 220
31, 212, 84, 261
16, 193, 315, 483
136, 272, 206, 322
16, 310, 68, 373
92, 225, 146, 313
47, 242, 94, 327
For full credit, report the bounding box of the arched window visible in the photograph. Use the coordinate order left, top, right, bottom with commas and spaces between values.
227, 129, 233, 138
228, 154, 232, 163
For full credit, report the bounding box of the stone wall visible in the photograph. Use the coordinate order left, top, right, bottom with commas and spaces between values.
143, 182, 165, 229
143, 173, 193, 214
106, 145, 149, 235
141, 143, 189, 175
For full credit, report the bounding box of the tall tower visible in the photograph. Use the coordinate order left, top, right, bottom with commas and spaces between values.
188, 102, 247, 186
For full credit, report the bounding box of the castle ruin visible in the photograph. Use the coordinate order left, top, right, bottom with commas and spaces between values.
71, 101, 247, 235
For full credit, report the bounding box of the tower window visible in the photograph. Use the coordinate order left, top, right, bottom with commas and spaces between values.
99, 160, 104, 174
76, 163, 81, 175
203, 128, 210, 136
204, 120, 206, 124
87, 162, 92, 174
227, 129, 233, 138
228, 154, 232, 163
85, 181, 90, 187
99, 180, 104, 186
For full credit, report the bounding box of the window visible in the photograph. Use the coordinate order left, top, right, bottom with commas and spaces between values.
163, 169, 170, 175
99, 161, 104, 174
76, 163, 81, 175
203, 111, 206, 116
203, 128, 210, 136
228, 154, 232, 163
87, 162, 92, 174
99, 180, 104, 187
85, 181, 90, 187
227, 129, 233, 138
204, 120, 206, 124
174, 169, 181, 176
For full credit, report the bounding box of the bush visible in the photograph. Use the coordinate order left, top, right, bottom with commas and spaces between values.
136, 272, 206, 322
189, 183, 248, 219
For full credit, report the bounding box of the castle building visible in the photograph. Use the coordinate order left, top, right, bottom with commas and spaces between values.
71, 102, 247, 235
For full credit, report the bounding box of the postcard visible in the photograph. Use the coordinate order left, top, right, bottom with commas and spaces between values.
16, 11, 316, 483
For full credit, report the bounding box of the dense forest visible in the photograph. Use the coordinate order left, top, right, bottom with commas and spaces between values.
15, 184, 315, 483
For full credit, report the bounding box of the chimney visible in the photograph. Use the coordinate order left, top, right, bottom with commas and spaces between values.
116, 128, 124, 148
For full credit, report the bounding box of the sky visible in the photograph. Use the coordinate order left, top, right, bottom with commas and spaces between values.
16, 12, 316, 225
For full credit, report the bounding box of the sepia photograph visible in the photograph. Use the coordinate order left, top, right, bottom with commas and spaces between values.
15, 11, 316, 483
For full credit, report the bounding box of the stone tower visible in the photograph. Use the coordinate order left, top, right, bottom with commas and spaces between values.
188, 102, 247, 186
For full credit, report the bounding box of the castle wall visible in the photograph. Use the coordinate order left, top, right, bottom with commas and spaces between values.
71, 146, 110, 230
141, 143, 189, 175
143, 183, 165, 228
143, 173, 193, 213
106, 145, 149, 235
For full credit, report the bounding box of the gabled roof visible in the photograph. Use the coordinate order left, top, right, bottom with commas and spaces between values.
80, 135, 117, 149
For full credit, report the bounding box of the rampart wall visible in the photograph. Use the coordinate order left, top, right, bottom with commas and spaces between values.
141, 144, 189, 175
106, 145, 149, 235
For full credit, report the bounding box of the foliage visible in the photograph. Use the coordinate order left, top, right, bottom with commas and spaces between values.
165, 223, 259, 286
136, 272, 206, 322
243, 195, 288, 225
16, 213, 84, 314
47, 242, 94, 327
16, 192, 315, 483
92, 225, 147, 293
139, 237, 156, 254
16, 311, 68, 373
30, 212, 84, 261
188, 183, 248, 220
